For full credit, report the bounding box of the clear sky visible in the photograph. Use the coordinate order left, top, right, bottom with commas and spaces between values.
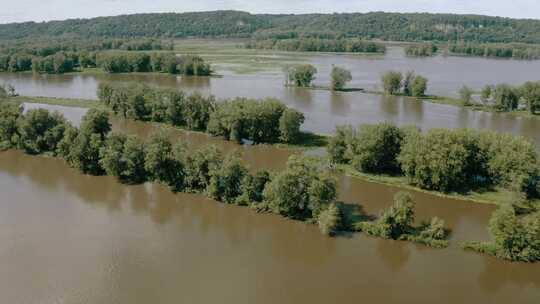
1, 0, 540, 24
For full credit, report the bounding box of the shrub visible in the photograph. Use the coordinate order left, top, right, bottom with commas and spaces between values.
287, 64, 317, 87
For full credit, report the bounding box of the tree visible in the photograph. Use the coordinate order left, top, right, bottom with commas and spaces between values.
459, 85, 473, 106
349, 123, 404, 173
208, 153, 249, 203
520, 81, 540, 114
17, 109, 69, 155
0, 102, 22, 150
381, 71, 403, 94
279, 108, 305, 144
398, 128, 471, 192
411, 75, 428, 97
80, 109, 111, 138
184, 145, 223, 191
494, 84, 520, 111
287, 64, 317, 87
402, 71, 415, 96
481, 85, 493, 100
263, 156, 337, 220
236, 170, 271, 206
327, 125, 354, 164
144, 131, 177, 184
331, 66, 352, 90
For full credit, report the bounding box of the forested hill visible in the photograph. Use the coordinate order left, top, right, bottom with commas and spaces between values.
2, 10, 540, 44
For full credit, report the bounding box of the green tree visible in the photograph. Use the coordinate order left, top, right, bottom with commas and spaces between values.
236, 170, 271, 206
184, 145, 223, 191
263, 156, 337, 220
459, 85, 473, 106
330, 66, 352, 90
0, 102, 22, 150
144, 131, 177, 184
402, 71, 415, 96
363, 192, 415, 239
520, 81, 540, 114
80, 109, 111, 138
279, 108, 305, 144
494, 84, 520, 111
411, 75, 428, 97
17, 109, 70, 155
382, 71, 403, 94
349, 123, 404, 173
287, 64, 317, 87
208, 153, 249, 203
327, 125, 354, 164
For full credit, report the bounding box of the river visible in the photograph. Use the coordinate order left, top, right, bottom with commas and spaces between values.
2, 47, 540, 144
0, 104, 539, 303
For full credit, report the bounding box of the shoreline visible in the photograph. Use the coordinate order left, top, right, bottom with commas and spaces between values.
9, 95, 534, 208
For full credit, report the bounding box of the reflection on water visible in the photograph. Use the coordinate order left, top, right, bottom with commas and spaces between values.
6, 66, 540, 145
1, 150, 539, 304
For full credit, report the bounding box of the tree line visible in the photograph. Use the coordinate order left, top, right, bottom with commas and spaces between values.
245, 38, 386, 53
459, 81, 540, 114
0, 50, 211, 76
0, 101, 454, 245
4, 101, 537, 260
328, 123, 540, 198
2, 11, 540, 44
404, 43, 438, 57
97, 83, 304, 144
0, 102, 343, 235
449, 43, 540, 60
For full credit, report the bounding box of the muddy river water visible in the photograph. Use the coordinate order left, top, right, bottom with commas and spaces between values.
0, 104, 539, 303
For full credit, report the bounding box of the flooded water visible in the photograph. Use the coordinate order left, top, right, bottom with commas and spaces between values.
1, 104, 539, 303
4, 47, 540, 145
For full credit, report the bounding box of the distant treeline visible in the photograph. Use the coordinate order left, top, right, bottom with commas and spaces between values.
2, 11, 540, 44
245, 38, 386, 53
404, 43, 438, 57
0, 38, 172, 57
449, 43, 540, 60
97, 83, 304, 144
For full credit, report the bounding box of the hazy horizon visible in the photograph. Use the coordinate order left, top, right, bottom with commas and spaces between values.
1, 0, 540, 24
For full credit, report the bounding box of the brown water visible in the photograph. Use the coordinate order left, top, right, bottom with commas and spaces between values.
1, 104, 539, 303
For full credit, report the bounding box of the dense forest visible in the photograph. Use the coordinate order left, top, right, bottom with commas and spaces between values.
2, 11, 540, 44
245, 38, 386, 53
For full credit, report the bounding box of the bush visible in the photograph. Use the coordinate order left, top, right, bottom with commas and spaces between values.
100, 133, 147, 184
236, 170, 271, 206
183, 145, 223, 191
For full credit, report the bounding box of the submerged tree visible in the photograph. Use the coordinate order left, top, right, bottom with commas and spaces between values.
331, 66, 352, 91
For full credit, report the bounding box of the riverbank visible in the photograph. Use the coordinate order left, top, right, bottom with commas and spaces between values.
336, 165, 533, 208
9, 95, 538, 209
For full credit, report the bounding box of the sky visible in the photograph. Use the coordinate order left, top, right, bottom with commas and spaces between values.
1, 0, 540, 24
